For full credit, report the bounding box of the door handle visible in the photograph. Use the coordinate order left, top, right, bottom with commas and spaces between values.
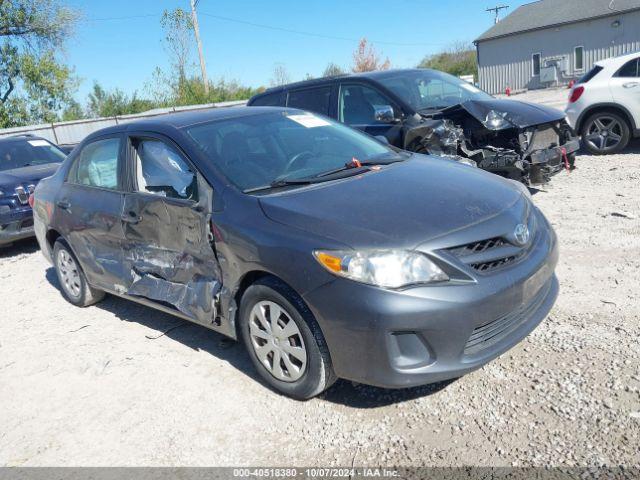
57, 200, 70, 210
623, 82, 639, 89
121, 211, 142, 224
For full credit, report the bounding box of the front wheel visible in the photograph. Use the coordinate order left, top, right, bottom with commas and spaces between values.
53, 239, 105, 307
239, 277, 336, 400
581, 112, 630, 155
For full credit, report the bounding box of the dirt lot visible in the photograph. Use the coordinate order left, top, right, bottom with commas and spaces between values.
1, 143, 639, 468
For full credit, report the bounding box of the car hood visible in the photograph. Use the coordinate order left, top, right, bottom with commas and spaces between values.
446, 99, 566, 130
258, 155, 525, 250
0, 163, 60, 189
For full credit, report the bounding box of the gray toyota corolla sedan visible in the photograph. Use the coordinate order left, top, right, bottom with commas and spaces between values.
33, 106, 558, 399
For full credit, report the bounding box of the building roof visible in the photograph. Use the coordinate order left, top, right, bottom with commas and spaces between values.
475, 0, 640, 43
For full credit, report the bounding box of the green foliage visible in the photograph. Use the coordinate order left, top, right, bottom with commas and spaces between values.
322, 62, 345, 78
87, 82, 155, 118
418, 43, 478, 79
0, 0, 79, 127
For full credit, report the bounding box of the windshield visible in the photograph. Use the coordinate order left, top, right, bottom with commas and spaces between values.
0, 138, 66, 171
377, 69, 494, 112
186, 111, 401, 192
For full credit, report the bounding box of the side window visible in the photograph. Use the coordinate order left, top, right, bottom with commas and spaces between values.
251, 91, 285, 106
615, 59, 639, 78
69, 137, 120, 189
339, 84, 397, 125
287, 87, 332, 115
133, 139, 198, 201
532, 53, 541, 76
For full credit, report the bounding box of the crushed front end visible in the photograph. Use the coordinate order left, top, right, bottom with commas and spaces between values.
404, 100, 579, 185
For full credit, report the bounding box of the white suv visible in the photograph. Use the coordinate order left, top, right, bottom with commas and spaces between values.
565, 52, 640, 155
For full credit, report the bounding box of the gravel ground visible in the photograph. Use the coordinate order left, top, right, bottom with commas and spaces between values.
496, 87, 570, 110
0, 144, 639, 468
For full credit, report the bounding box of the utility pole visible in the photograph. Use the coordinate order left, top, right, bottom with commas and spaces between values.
190, 0, 209, 95
486, 5, 509, 24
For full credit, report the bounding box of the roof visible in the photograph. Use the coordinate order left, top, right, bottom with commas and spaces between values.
93, 106, 290, 136
251, 69, 425, 98
0, 134, 46, 144
475, 0, 640, 43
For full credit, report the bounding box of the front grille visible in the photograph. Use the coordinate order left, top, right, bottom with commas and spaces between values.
464, 281, 551, 356
448, 237, 506, 257
448, 236, 522, 273
471, 254, 523, 273
530, 125, 560, 151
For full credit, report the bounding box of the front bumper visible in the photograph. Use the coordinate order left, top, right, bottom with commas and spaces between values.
302, 220, 559, 389
528, 139, 580, 184
0, 204, 35, 245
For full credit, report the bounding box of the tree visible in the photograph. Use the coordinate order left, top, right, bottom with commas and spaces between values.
86, 82, 154, 118
270, 63, 291, 87
160, 8, 194, 88
351, 38, 390, 73
418, 42, 478, 79
322, 62, 344, 78
0, 0, 79, 127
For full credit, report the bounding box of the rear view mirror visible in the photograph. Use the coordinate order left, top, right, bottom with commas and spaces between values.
374, 105, 396, 123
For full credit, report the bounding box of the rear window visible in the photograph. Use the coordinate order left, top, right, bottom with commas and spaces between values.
577, 66, 603, 84
250, 91, 286, 107
0, 138, 66, 172
286, 87, 332, 115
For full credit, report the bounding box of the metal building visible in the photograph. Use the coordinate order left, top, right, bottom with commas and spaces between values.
475, 0, 640, 94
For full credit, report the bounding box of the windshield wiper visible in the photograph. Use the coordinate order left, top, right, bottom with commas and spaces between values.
315, 156, 404, 178
243, 177, 314, 194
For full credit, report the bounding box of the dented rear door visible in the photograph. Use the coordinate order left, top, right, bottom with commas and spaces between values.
120, 133, 222, 327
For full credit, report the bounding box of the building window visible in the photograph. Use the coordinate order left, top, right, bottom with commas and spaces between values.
532, 53, 541, 76
574, 46, 584, 72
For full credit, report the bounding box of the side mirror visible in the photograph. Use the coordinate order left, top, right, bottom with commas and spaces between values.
374, 105, 396, 123
374, 135, 390, 145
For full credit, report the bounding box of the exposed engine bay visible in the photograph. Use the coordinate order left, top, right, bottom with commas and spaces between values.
403, 100, 580, 185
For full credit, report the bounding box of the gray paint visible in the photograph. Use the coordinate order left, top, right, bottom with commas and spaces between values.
476, 9, 640, 94
33, 106, 560, 389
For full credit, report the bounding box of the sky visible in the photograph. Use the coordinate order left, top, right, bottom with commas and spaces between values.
65, 0, 532, 101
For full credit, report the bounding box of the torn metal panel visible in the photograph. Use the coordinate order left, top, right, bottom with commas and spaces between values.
122, 175, 222, 326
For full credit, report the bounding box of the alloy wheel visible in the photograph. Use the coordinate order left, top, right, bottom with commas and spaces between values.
248, 300, 307, 382
584, 116, 624, 152
57, 249, 82, 298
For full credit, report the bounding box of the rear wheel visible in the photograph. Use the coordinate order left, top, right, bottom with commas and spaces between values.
53, 239, 105, 307
581, 111, 630, 155
239, 277, 336, 400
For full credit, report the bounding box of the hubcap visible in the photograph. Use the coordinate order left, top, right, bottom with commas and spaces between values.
585, 116, 623, 152
249, 301, 307, 382
57, 249, 82, 298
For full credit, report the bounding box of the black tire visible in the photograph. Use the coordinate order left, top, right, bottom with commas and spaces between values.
53, 239, 105, 307
581, 111, 631, 155
239, 276, 337, 400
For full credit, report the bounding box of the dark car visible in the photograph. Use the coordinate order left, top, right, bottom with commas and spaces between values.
0, 135, 66, 246
249, 69, 580, 185
33, 107, 558, 399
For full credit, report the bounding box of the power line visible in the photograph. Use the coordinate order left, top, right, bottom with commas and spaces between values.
83, 14, 159, 22
82, 11, 446, 47
198, 12, 445, 47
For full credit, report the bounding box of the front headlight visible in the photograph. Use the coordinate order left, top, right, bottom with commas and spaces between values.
485, 110, 513, 130
313, 250, 449, 288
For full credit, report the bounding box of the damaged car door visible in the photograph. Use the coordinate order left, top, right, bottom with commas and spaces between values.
59, 135, 127, 291
120, 134, 222, 327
